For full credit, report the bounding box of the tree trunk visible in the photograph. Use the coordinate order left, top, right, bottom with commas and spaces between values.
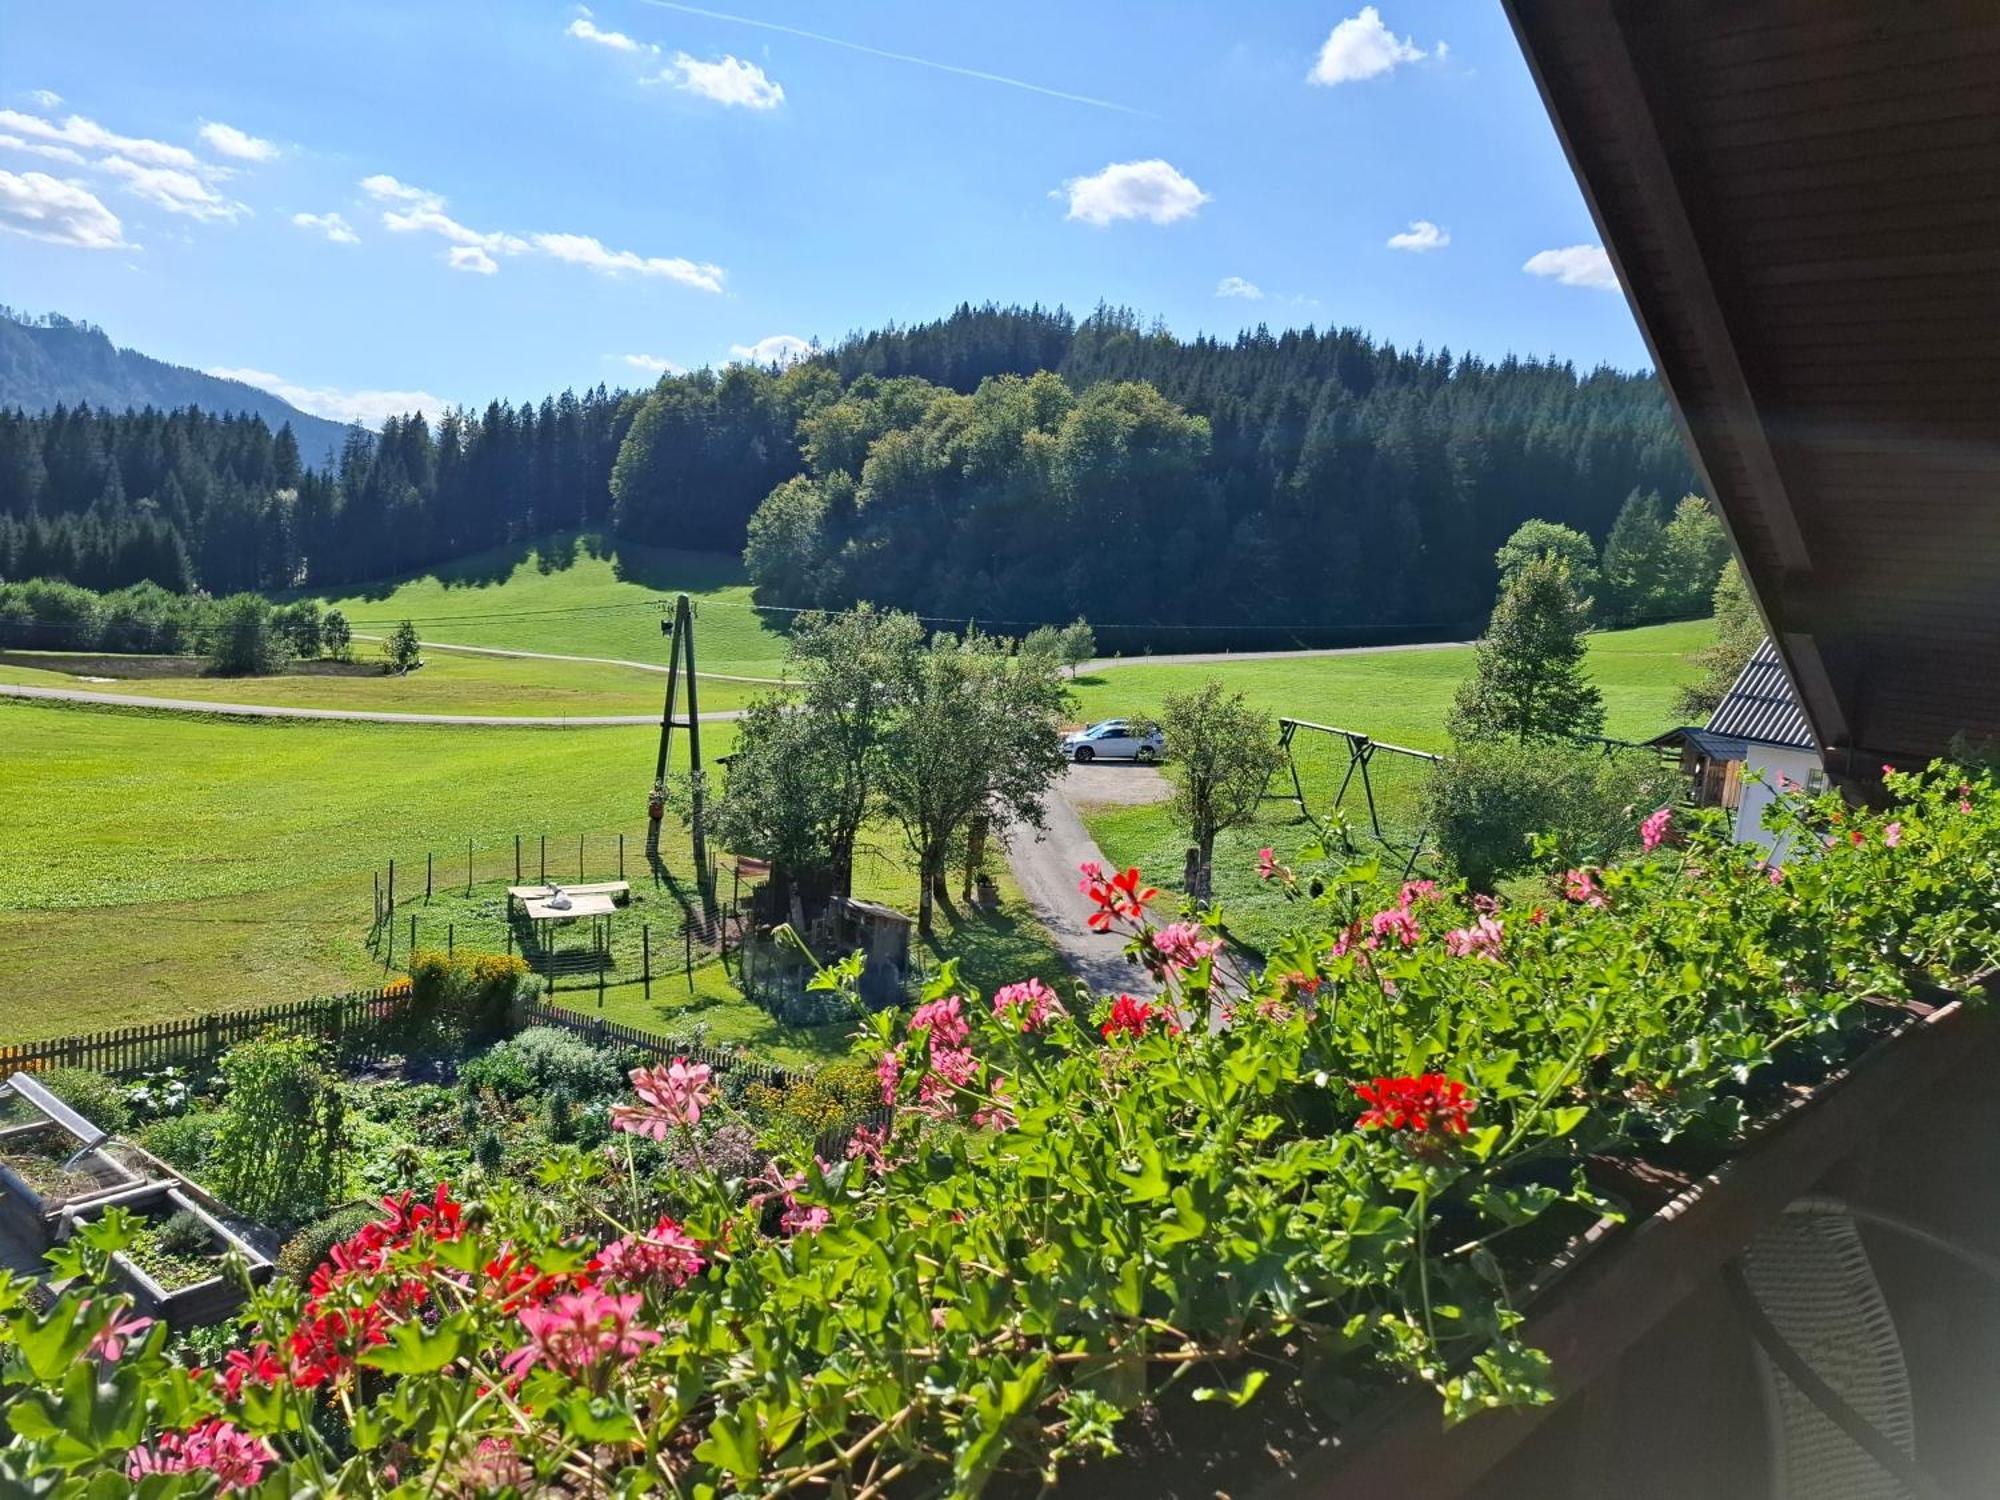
918, 849, 937, 936
1194, 826, 1217, 903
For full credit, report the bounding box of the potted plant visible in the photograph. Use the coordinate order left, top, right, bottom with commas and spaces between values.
648, 779, 668, 822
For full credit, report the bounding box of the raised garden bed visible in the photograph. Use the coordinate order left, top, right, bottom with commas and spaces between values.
62, 1185, 275, 1329
0, 1085, 156, 1253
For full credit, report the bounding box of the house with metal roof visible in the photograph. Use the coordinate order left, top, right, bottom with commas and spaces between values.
1652, 638, 1820, 850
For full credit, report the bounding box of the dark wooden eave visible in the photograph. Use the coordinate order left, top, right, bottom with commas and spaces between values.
1504, 2, 2000, 772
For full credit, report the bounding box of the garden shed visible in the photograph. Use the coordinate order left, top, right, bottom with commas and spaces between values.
1651, 639, 1823, 852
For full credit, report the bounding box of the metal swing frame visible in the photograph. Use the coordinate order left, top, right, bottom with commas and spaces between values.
1266, 718, 1441, 876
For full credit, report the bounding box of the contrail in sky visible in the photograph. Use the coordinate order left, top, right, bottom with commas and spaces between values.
632, 0, 1151, 115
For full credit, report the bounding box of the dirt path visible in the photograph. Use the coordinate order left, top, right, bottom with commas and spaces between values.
351, 634, 791, 686
1081, 638, 1471, 672
0, 682, 746, 728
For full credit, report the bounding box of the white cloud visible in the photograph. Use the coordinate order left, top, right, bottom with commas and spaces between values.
1309, 7, 1430, 86
360, 173, 722, 290
100, 154, 245, 221
620, 353, 677, 374
729, 334, 812, 366
532, 232, 724, 290
1523, 243, 1619, 291
198, 121, 278, 162
0, 169, 131, 249
0, 108, 200, 171
568, 16, 655, 53
1387, 218, 1449, 252
660, 53, 785, 110
27, 90, 62, 109
0, 133, 88, 166
1061, 159, 1208, 227
359, 173, 438, 206
205, 367, 448, 426
1215, 276, 1263, 300
292, 210, 358, 244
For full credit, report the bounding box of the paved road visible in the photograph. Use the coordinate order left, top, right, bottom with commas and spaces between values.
353, 634, 791, 686
0, 681, 746, 728
1003, 767, 1159, 1001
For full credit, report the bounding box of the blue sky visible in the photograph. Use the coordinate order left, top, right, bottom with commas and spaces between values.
0, 1, 1646, 426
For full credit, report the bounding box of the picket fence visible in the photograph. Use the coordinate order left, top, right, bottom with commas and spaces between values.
0, 988, 407, 1079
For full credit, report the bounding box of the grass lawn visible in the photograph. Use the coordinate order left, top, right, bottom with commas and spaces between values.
1073, 619, 1712, 954
0, 698, 1064, 1061
317, 534, 792, 677
0, 647, 770, 717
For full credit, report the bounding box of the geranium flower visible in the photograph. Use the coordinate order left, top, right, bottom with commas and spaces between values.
752, 1162, 832, 1237
220, 1342, 285, 1399
81, 1302, 152, 1363
972, 1075, 1017, 1132
1354, 1074, 1477, 1135
1766, 863, 1786, 885
1443, 914, 1504, 960
1369, 907, 1420, 948
595, 1216, 705, 1292
875, 1048, 903, 1104
1150, 922, 1221, 972
1080, 864, 1159, 931
1562, 869, 1607, 907
1100, 994, 1160, 1040
1256, 847, 1287, 882
611, 1059, 714, 1139
128, 1420, 276, 1492
1397, 879, 1440, 910
1640, 807, 1673, 852
1884, 822, 1902, 848
503, 1288, 659, 1382
992, 978, 1065, 1031
911, 995, 969, 1048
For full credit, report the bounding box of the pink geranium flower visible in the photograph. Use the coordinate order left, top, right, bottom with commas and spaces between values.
128, 1420, 276, 1492
1443, 914, 1504, 960
911, 994, 970, 1048
1151, 922, 1221, 972
1562, 869, 1607, 908
1884, 822, 1903, 848
595, 1216, 705, 1292
1369, 907, 1420, 949
875, 1048, 903, 1104
1640, 806, 1673, 852
503, 1288, 659, 1381
992, 978, 1065, 1031
611, 1059, 713, 1139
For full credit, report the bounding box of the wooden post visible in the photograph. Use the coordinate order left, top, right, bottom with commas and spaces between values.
580, 833, 585, 882
388, 859, 395, 914
515, 834, 521, 882
447, 922, 454, 957
643, 924, 651, 995
467, 838, 473, 892
619, 833, 625, 881
409, 913, 417, 953
374, 870, 381, 929
505, 927, 512, 956
685, 923, 693, 992
540, 835, 546, 884
426, 851, 433, 901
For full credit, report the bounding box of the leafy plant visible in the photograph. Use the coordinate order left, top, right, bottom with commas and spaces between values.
34, 1067, 130, 1134
206, 1035, 347, 1225
275, 1204, 381, 1285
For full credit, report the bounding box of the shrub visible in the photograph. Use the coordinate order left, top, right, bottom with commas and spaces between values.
203, 594, 293, 677
153, 1208, 213, 1258
405, 950, 531, 1053
34, 1068, 130, 1134
458, 1046, 536, 1102
275, 1204, 381, 1285
206, 1035, 347, 1225
1423, 739, 1678, 889
135, 1110, 217, 1172
492, 1027, 624, 1099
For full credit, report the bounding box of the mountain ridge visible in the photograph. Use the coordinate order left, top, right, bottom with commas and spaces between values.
0, 309, 355, 465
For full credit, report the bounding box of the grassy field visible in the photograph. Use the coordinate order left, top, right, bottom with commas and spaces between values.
1071, 620, 1711, 953
318, 534, 793, 677
0, 697, 1062, 1058
0, 646, 768, 717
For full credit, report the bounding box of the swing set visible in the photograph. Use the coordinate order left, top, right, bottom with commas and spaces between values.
1265, 717, 1441, 875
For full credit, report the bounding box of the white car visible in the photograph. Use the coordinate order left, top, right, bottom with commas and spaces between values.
1062, 719, 1164, 764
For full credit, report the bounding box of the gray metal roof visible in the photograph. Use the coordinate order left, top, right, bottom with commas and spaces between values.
1706, 639, 1816, 752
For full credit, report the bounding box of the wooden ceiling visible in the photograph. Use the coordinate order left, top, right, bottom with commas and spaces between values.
1505, 1, 2000, 771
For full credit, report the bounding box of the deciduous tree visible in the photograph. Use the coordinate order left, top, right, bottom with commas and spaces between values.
1156, 680, 1285, 901
1448, 555, 1604, 745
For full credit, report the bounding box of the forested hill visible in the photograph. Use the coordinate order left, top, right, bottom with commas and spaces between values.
1, 302, 1698, 643
0, 309, 353, 464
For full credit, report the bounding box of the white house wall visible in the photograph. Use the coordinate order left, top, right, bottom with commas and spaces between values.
1734, 746, 1823, 854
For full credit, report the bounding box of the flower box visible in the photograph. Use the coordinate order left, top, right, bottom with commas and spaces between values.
62, 1184, 275, 1330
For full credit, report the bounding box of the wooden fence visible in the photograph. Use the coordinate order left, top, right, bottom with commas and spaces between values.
0, 988, 407, 1079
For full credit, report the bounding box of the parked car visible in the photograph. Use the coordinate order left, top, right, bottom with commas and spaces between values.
1062, 719, 1164, 763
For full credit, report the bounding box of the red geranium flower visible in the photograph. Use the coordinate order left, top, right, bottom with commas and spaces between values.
1354, 1074, 1477, 1135
1080, 864, 1160, 932
1100, 994, 1159, 1040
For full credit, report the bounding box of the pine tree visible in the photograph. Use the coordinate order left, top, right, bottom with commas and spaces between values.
1448, 555, 1605, 745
